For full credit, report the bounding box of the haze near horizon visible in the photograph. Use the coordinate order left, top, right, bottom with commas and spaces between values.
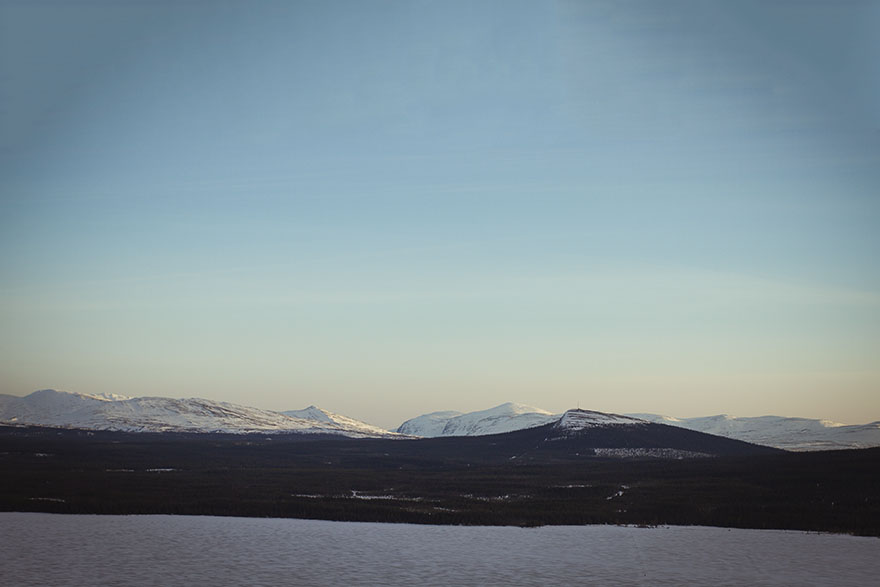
1, 1, 878, 428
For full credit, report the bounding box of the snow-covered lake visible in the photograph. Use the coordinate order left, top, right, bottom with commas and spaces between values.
1, 513, 877, 586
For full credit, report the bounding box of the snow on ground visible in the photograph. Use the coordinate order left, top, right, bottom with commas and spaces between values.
1, 513, 877, 586
592, 447, 712, 459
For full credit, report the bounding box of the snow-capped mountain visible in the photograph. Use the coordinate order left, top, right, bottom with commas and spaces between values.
396, 402, 559, 437
395, 404, 644, 438
629, 413, 880, 451
0, 390, 403, 438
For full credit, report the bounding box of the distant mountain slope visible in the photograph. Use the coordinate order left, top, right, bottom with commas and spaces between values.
630, 413, 880, 451
281, 406, 396, 438
396, 402, 559, 436
0, 390, 402, 438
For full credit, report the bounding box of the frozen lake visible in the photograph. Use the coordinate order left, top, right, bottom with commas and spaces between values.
1, 513, 877, 586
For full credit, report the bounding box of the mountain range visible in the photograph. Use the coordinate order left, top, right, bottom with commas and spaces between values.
0, 389, 403, 438
2, 389, 879, 451
397, 403, 880, 451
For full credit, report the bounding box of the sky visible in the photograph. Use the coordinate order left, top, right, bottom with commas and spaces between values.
1, 0, 878, 429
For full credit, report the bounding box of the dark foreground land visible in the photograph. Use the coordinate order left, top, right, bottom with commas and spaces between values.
1, 426, 878, 536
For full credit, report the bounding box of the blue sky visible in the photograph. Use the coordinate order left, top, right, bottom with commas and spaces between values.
1, 1, 878, 427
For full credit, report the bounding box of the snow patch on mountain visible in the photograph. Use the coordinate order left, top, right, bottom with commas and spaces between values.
0, 390, 403, 438
397, 403, 558, 437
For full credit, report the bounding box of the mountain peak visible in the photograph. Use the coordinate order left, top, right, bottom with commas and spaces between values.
487, 402, 553, 416
555, 409, 646, 432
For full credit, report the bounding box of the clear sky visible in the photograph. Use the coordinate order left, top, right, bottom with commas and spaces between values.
1, 1, 878, 429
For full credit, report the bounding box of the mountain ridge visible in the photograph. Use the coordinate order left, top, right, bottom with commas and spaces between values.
4, 390, 879, 450
0, 390, 404, 438
396, 403, 880, 451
